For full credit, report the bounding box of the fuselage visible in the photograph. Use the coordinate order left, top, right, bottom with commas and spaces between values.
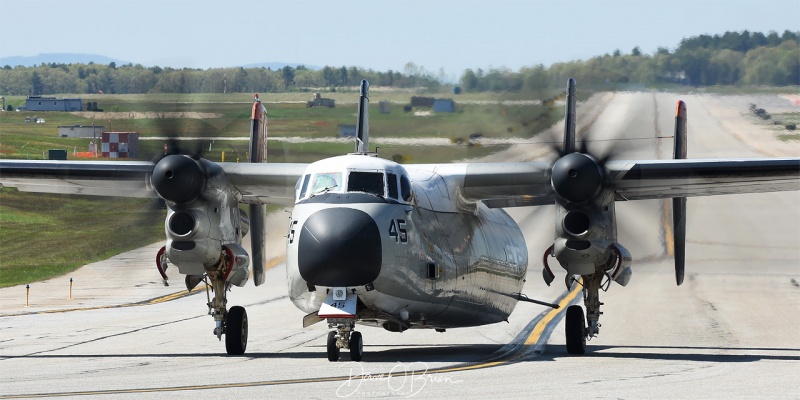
285, 154, 528, 330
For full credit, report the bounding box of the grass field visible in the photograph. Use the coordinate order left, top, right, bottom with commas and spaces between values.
1, 94, 562, 161
0, 188, 165, 287
0, 90, 565, 287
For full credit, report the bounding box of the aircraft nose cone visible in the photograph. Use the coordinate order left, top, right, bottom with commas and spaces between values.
298, 208, 382, 287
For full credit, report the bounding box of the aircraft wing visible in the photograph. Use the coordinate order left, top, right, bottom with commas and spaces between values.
607, 158, 800, 200
218, 162, 306, 204
0, 160, 154, 197
0, 159, 306, 205
447, 157, 799, 208
458, 162, 555, 207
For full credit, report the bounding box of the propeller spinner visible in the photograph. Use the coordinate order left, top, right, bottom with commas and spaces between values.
151, 154, 207, 204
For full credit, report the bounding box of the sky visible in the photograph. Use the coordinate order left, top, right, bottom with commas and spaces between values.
0, 0, 797, 81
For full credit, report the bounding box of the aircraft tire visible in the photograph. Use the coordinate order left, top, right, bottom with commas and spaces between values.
225, 306, 248, 355
327, 331, 340, 361
565, 305, 586, 355
349, 331, 363, 361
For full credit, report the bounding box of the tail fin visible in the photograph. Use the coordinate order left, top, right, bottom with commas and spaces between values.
672, 100, 687, 286
563, 78, 577, 154
355, 80, 370, 153
249, 94, 268, 286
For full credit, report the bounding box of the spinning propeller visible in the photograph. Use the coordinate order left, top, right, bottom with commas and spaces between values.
146, 96, 270, 287
542, 78, 688, 286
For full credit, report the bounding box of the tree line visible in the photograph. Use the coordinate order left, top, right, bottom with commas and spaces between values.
0, 62, 443, 96
459, 30, 799, 92
0, 30, 796, 96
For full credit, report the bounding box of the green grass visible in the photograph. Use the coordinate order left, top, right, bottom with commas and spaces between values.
0, 92, 561, 162
0, 188, 165, 287
750, 111, 800, 141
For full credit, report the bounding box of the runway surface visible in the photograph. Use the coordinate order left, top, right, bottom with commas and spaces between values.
1, 91, 798, 399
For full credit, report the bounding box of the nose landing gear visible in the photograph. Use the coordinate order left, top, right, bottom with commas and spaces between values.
326, 319, 363, 361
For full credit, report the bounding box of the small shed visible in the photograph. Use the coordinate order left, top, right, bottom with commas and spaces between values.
432, 99, 455, 113
339, 125, 357, 138
58, 125, 105, 138
101, 132, 139, 158
410, 96, 435, 108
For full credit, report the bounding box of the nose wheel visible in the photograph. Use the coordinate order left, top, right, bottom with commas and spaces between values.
326, 331, 340, 361
349, 331, 363, 361
326, 321, 363, 361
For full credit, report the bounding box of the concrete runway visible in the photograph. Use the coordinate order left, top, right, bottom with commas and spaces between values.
1, 92, 798, 399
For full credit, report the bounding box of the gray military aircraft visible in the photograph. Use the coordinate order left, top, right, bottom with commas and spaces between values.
1, 80, 798, 361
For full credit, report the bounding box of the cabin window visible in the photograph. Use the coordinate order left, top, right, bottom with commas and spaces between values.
299, 174, 311, 199
310, 172, 342, 195
400, 175, 412, 201
387, 173, 398, 199
348, 171, 384, 196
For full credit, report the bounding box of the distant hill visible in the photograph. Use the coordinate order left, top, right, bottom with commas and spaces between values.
241, 62, 320, 70
0, 53, 319, 70
0, 53, 133, 67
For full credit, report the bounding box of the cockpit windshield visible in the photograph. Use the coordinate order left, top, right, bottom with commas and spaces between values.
310, 172, 342, 195
347, 171, 384, 196
296, 163, 411, 203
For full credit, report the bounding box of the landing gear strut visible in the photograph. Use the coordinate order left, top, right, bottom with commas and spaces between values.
566, 273, 604, 355
326, 319, 363, 361
203, 252, 248, 356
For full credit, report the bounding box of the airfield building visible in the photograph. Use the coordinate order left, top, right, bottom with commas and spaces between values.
58, 125, 105, 138
25, 96, 83, 111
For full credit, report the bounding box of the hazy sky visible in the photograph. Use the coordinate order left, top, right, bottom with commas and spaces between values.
1, 0, 797, 80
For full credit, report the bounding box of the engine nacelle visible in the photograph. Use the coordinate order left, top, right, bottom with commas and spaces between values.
153, 156, 249, 278
552, 186, 617, 276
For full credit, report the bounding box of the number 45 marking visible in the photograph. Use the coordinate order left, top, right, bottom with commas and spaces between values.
388, 219, 407, 243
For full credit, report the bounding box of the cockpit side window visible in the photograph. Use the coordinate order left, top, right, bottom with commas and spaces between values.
387, 173, 398, 199
310, 172, 342, 195
298, 174, 311, 199
348, 171, 384, 196
400, 175, 412, 201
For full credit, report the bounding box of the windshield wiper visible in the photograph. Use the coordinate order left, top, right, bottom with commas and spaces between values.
309, 184, 338, 198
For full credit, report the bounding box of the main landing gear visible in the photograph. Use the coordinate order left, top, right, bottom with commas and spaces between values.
326, 319, 363, 361
157, 245, 249, 355
565, 272, 604, 355
202, 255, 248, 356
